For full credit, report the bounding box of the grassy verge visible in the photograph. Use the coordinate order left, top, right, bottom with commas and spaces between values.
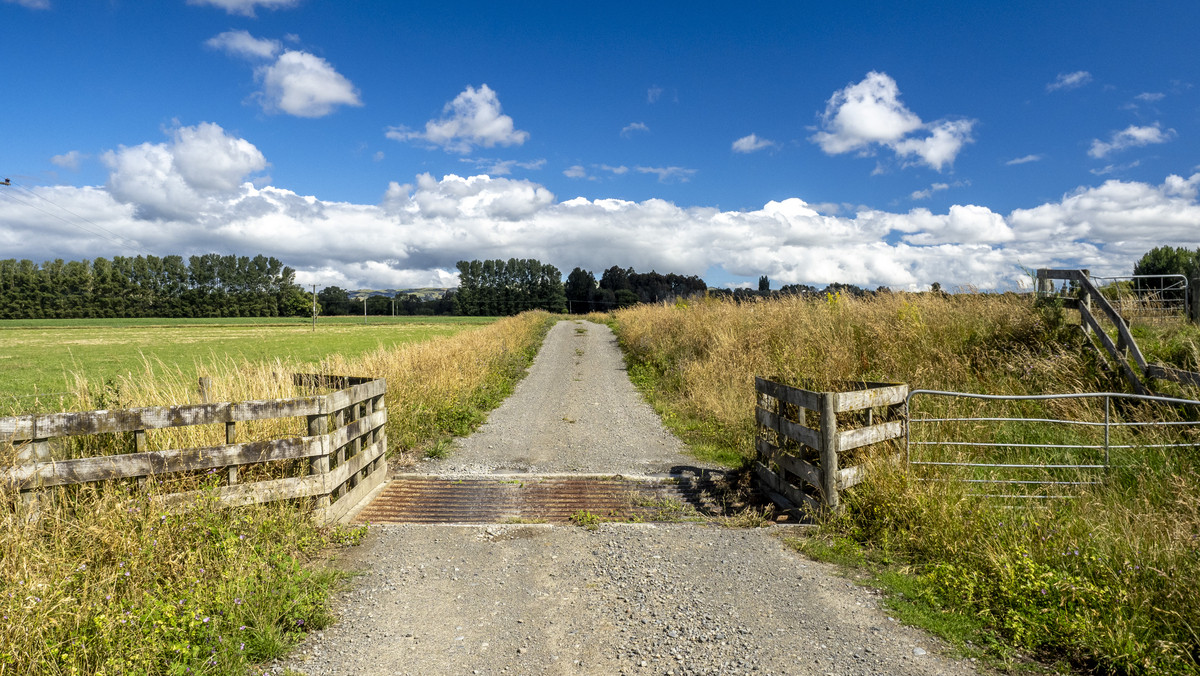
0, 482, 362, 675
611, 293, 1200, 675
0, 311, 556, 674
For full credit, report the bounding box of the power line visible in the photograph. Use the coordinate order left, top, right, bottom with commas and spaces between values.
0, 179, 147, 257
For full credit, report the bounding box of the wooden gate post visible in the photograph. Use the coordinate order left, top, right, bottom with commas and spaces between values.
307, 413, 331, 510
818, 392, 840, 511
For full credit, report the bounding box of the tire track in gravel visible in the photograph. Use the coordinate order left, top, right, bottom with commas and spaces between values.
277, 320, 985, 676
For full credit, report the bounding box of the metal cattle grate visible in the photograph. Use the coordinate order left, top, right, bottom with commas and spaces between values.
353, 472, 732, 524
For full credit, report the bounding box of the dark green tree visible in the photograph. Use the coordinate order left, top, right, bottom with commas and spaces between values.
1133, 246, 1200, 287
454, 258, 565, 315
317, 286, 352, 315
565, 267, 598, 313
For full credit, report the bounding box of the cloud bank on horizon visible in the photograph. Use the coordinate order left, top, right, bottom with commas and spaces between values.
6, 119, 1200, 292
3, 1, 1200, 292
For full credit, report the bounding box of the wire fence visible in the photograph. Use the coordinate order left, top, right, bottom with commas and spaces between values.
906, 389, 1200, 499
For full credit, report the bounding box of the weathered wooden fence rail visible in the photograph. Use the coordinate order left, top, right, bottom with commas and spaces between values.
1, 374, 386, 524
754, 377, 907, 512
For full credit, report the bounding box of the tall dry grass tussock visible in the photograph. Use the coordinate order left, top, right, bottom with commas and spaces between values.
616, 291, 1091, 460
615, 293, 1200, 674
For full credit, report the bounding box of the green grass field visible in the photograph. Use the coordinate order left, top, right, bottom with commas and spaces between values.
0, 315, 495, 413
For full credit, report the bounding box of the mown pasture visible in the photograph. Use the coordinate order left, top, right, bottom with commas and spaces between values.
0, 315, 494, 414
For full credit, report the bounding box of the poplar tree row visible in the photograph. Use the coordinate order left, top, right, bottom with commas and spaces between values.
0, 254, 310, 319
564, 266, 708, 313
453, 259, 568, 315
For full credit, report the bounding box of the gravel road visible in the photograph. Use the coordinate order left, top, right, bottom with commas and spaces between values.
277, 320, 982, 675
423, 320, 709, 476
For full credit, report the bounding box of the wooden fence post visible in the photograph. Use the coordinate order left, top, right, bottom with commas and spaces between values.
1036, 269, 1053, 295
371, 393, 386, 474
308, 413, 330, 510
1081, 270, 1092, 336
819, 392, 840, 511
225, 422, 238, 485
361, 396, 375, 486
18, 437, 50, 518
198, 377, 212, 403
134, 429, 148, 489
335, 406, 348, 498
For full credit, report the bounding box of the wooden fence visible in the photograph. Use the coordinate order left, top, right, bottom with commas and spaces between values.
1, 374, 387, 525
1036, 269, 1200, 394
754, 377, 907, 512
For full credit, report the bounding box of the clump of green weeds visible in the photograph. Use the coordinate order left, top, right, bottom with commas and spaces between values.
424, 437, 453, 459
0, 483, 348, 675
569, 509, 604, 530
803, 459, 1200, 675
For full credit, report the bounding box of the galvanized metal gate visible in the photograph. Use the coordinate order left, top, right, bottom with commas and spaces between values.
1088, 274, 1191, 320
905, 389, 1200, 498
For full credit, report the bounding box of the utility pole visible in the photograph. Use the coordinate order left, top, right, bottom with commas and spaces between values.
363, 296, 368, 324
311, 284, 317, 332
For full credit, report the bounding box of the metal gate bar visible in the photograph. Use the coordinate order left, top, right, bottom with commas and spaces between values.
905, 389, 1200, 498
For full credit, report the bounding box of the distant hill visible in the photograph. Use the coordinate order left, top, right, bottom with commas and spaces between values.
351, 288, 451, 301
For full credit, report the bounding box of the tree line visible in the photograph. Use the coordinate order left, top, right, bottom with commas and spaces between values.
0, 254, 310, 319
454, 259, 568, 315
0, 254, 714, 321
565, 266, 708, 312
315, 286, 458, 316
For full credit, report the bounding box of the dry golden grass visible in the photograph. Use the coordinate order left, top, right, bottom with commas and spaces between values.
614, 293, 1200, 674
0, 311, 555, 674
615, 291, 1095, 459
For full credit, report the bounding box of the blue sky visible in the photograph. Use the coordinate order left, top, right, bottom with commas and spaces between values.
2, 0, 1199, 291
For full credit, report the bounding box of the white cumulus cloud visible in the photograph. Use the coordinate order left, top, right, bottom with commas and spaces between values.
910, 183, 949, 200
732, 134, 775, 153
207, 31, 361, 118
206, 29, 282, 60
101, 122, 267, 221
386, 84, 529, 154
50, 150, 85, 170
258, 51, 362, 117
621, 122, 650, 137
1006, 154, 1043, 166
811, 72, 974, 171
1046, 71, 1092, 92
1089, 123, 1176, 158
187, 0, 299, 17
